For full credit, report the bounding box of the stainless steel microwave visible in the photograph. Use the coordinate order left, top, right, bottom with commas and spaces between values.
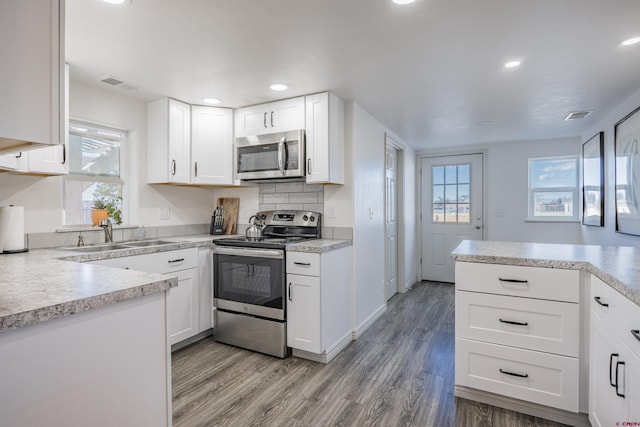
235, 129, 305, 180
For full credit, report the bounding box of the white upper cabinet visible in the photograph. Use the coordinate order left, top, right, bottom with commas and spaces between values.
0, 0, 65, 153
234, 96, 305, 137
147, 98, 191, 184
305, 92, 345, 184
191, 106, 235, 185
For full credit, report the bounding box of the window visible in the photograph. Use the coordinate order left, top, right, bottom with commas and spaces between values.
432, 163, 470, 223
528, 156, 578, 221
63, 122, 126, 226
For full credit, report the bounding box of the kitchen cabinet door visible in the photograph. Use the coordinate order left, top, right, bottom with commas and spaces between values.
191, 106, 235, 185
590, 312, 628, 426
305, 92, 344, 184
166, 268, 198, 345
287, 273, 321, 353
147, 98, 191, 184
0, 0, 65, 150
235, 104, 269, 138
269, 97, 305, 133
0, 152, 27, 172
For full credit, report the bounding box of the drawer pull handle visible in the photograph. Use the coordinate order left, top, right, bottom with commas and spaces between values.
594, 296, 609, 307
499, 369, 528, 378
498, 278, 528, 284
499, 318, 529, 326
632, 330, 640, 342
168, 258, 185, 263
610, 353, 619, 387
294, 262, 311, 266
615, 361, 626, 398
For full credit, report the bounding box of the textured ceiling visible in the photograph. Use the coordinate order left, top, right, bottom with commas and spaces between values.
66, 0, 640, 149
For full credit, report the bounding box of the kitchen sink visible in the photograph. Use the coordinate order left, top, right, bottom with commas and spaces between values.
59, 239, 181, 253
61, 244, 132, 253
120, 240, 177, 247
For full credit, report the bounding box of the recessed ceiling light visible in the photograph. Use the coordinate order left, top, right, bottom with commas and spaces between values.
202, 97, 221, 104
101, 0, 130, 4
270, 83, 288, 91
621, 36, 640, 47
392, 0, 416, 4
504, 60, 521, 68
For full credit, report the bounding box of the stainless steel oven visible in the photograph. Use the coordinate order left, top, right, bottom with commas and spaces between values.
213, 246, 287, 357
212, 210, 321, 358
235, 129, 305, 180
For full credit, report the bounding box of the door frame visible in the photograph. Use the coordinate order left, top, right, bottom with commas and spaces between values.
385, 134, 406, 295
418, 148, 488, 281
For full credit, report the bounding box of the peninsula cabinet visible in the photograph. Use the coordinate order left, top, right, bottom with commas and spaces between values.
589, 276, 640, 427
147, 98, 191, 184
0, 0, 65, 153
90, 248, 199, 346
305, 92, 345, 184
455, 262, 581, 413
234, 96, 305, 137
286, 246, 352, 363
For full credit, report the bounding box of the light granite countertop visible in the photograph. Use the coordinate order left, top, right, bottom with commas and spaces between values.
287, 238, 352, 254
452, 240, 640, 307
1, 234, 352, 333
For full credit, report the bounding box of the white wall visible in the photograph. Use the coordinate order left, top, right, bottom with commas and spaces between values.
0, 81, 217, 233
581, 86, 640, 247
485, 137, 583, 244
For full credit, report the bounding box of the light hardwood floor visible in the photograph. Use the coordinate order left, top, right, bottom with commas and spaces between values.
172, 281, 567, 426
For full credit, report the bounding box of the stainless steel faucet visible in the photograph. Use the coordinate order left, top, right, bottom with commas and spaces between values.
99, 219, 113, 243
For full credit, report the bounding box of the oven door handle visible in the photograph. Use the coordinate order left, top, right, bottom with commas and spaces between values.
213, 246, 284, 259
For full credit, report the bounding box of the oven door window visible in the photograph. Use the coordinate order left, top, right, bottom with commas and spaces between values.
214, 253, 284, 309
237, 140, 299, 173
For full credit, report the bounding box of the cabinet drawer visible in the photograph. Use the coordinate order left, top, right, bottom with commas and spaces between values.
92, 248, 198, 274
287, 252, 320, 276
456, 291, 580, 357
455, 338, 579, 412
591, 275, 640, 358
455, 262, 579, 303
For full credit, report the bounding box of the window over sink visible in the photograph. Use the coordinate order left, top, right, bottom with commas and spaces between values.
63, 121, 126, 226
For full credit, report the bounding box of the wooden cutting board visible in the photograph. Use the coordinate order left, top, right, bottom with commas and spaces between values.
217, 197, 239, 235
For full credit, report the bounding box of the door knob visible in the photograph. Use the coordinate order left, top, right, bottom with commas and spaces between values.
474, 225, 481, 230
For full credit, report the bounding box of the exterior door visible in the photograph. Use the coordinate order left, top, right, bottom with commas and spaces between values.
385, 144, 398, 300
421, 154, 483, 283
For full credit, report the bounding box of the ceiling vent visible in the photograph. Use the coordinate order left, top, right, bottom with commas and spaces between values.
564, 111, 592, 121
100, 75, 139, 91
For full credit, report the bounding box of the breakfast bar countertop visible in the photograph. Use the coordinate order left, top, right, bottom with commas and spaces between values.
452, 240, 640, 307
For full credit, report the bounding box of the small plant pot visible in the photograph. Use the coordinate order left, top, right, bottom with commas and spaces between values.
91, 209, 109, 226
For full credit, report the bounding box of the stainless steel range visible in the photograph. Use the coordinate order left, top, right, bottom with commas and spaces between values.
212, 210, 321, 358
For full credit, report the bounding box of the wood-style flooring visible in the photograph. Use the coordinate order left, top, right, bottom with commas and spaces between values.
172, 281, 567, 426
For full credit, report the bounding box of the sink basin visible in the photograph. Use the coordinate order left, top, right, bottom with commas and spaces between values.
61, 244, 131, 253
121, 240, 177, 247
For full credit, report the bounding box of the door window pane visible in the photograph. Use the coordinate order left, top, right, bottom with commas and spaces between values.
431, 163, 471, 224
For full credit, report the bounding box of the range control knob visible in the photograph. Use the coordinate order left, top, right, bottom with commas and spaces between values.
310, 216, 315, 222
302, 215, 309, 221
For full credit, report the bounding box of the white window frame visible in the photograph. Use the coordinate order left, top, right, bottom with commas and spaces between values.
527, 155, 579, 222
63, 120, 128, 227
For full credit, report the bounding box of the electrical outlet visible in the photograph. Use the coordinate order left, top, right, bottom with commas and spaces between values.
158, 207, 171, 220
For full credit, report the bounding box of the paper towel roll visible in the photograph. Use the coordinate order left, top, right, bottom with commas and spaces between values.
0, 206, 25, 252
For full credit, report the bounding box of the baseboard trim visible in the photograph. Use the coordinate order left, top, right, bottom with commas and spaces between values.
292, 333, 353, 364
454, 385, 589, 427
171, 329, 213, 352
352, 304, 386, 340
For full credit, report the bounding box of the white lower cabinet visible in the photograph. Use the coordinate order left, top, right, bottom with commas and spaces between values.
91, 248, 201, 345
286, 246, 352, 363
455, 261, 581, 413
589, 276, 640, 427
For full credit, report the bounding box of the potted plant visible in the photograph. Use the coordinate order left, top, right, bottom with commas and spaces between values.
90, 184, 122, 226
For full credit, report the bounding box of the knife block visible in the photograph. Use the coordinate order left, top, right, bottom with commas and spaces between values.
210, 216, 225, 235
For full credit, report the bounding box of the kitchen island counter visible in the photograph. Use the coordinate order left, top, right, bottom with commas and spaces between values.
452, 240, 640, 307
